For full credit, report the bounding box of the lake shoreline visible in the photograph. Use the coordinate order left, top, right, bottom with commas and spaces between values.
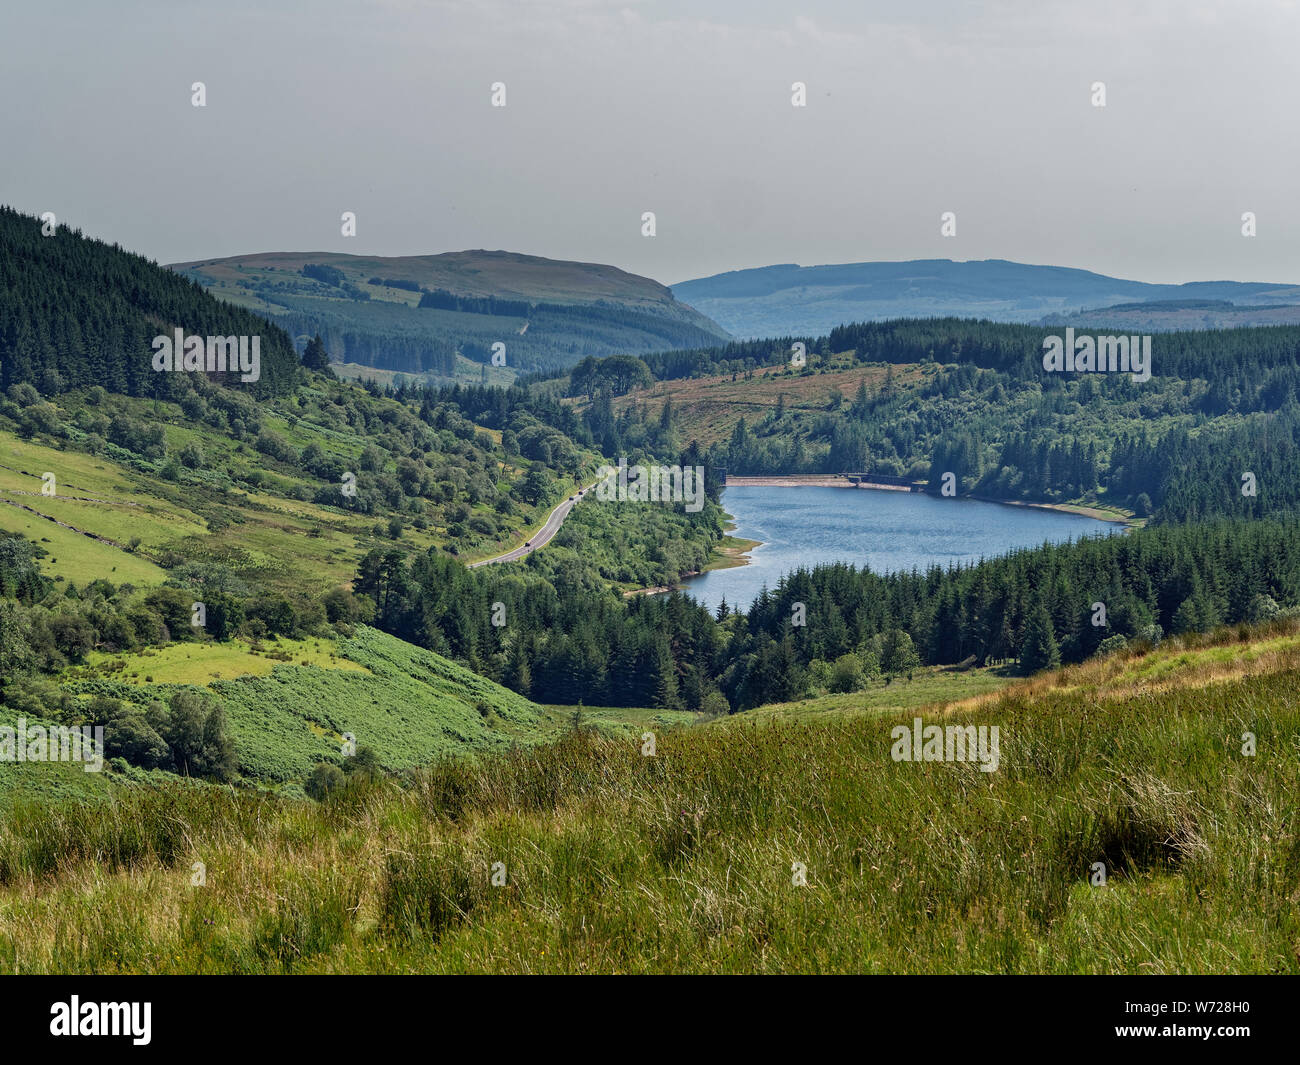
625, 482, 1124, 604
968, 494, 1135, 526
622, 530, 759, 598
721, 477, 1136, 529
723, 475, 915, 491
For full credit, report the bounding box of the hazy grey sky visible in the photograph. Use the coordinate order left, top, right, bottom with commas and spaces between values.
2, 0, 1296, 285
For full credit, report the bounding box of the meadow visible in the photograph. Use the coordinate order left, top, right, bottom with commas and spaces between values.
2, 620, 1296, 974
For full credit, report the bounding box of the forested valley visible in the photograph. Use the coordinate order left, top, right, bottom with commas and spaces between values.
552, 318, 1300, 524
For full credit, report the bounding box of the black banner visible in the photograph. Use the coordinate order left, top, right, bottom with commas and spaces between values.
0, 975, 1287, 1053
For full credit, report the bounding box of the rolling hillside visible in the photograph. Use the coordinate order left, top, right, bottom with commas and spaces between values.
1, 625, 558, 801
673, 258, 1300, 337
582, 316, 1300, 525
1042, 298, 1300, 332
57, 626, 552, 787
0, 385, 596, 596
4, 617, 1298, 973
172, 249, 730, 380
0, 215, 649, 801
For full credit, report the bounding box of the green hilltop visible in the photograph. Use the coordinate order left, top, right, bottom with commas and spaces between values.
171, 248, 730, 382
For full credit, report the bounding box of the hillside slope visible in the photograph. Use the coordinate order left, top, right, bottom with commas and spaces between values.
51, 626, 551, 788
1042, 298, 1300, 332
172, 249, 730, 379
0, 384, 595, 597
588, 317, 1300, 523
672, 258, 1300, 337
3, 619, 1298, 973
0, 206, 299, 397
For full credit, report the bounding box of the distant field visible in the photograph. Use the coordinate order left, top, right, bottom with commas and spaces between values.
333, 354, 517, 389
1, 437, 146, 497
538, 704, 704, 738
0, 420, 398, 592
67, 636, 368, 688
606, 362, 929, 447
0, 506, 165, 584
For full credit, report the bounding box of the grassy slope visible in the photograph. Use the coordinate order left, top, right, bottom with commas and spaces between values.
0, 422, 390, 595
67, 635, 367, 688
332, 353, 518, 390
3, 620, 1297, 973
0, 706, 120, 804
605, 362, 927, 448
0, 393, 595, 595
53, 626, 551, 788
740, 664, 1015, 722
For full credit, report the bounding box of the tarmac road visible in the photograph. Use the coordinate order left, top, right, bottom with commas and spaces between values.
467, 480, 599, 567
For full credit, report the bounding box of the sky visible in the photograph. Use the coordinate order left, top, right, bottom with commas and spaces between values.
1, 0, 1296, 286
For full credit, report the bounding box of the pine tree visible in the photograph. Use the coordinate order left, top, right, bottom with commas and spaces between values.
1019, 605, 1060, 675
652, 638, 679, 708
301, 334, 332, 372
854, 379, 870, 419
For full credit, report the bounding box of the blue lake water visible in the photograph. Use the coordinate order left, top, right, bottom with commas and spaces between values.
682, 486, 1114, 613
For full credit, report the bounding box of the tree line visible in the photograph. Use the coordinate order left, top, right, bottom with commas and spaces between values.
354, 506, 1300, 711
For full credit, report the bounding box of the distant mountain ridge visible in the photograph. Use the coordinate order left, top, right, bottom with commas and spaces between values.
672, 258, 1300, 337
172, 249, 730, 380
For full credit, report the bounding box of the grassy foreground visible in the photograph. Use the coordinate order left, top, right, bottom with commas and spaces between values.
2, 623, 1298, 973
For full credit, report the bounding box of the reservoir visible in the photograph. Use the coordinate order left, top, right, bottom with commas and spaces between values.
682, 485, 1113, 613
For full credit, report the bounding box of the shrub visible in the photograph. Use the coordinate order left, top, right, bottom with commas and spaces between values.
305, 763, 346, 801
1097, 633, 1128, 657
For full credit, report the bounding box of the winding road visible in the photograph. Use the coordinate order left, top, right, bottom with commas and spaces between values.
468, 480, 599, 567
